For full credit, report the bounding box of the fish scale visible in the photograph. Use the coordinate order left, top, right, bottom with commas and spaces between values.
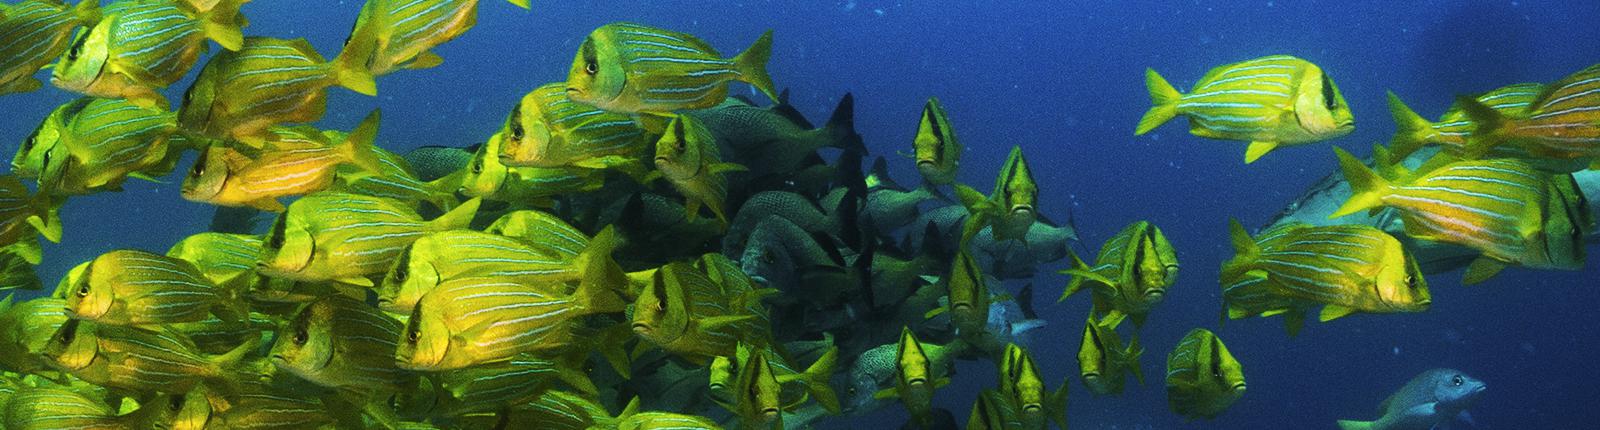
0, 0, 92, 95
181, 38, 346, 144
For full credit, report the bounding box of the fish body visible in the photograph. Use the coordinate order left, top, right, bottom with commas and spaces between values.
178, 37, 377, 146
270, 295, 409, 396
0, 296, 68, 373
52, 0, 245, 108
376, 229, 580, 314
1459, 63, 1600, 160
615, 411, 725, 430
688, 92, 862, 178
421, 354, 588, 417
183, 111, 384, 211
653, 115, 744, 225
1223, 220, 1431, 330
944, 248, 992, 336
1386, 83, 1545, 160
459, 131, 604, 203
332, 144, 459, 211
633, 260, 772, 362
65, 249, 239, 326
45, 319, 252, 395
20, 97, 180, 196
1137, 55, 1355, 163
565, 22, 777, 114
165, 232, 263, 289
876, 327, 949, 425
911, 97, 962, 185
1336, 368, 1485, 430
0, 0, 100, 96
257, 192, 480, 284
483, 209, 592, 253
498, 82, 652, 169
995, 344, 1067, 430
338, 0, 525, 78
2, 386, 129, 430
731, 345, 785, 430
1057, 220, 1177, 329
1078, 315, 1144, 395
737, 215, 845, 302
1165, 328, 1245, 420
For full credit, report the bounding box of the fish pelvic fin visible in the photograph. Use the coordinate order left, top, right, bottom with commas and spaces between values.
200, 0, 247, 51
1056, 249, 1096, 302
1385, 91, 1438, 160
1244, 141, 1279, 164
1462, 256, 1507, 286
733, 30, 780, 104
1455, 96, 1509, 160
428, 197, 481, 231
1330, 147, 1393, 219
1136, 68, 1182, 135
1335, 420, 1375, 430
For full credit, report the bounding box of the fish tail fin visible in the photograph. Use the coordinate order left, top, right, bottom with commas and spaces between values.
207, 336, 260, 394
574, 226, 627, 314
1330, 147, 1393, 219
340, 110, 385, 174
199, 0, 246, 51
10, 237, 40, 265
504, 0, 531, 9
26, 205, 62, 243
1223, 218, 1258, 276
71, 0, 101, 22
820, 93, 866, 153
733, 30, 779, 103
1048, 382, 1069, 429
1125, 336, 1146, 385
1336, 420, 1375, 430
1386, 91, 1437, 160
421, 173, 463, 213
1136, 68, 1182, 135
427, 197, 480, 230
1455, 95, 1509, 159
800, 345, 842, 415
1056, 249, 1093, 302
331, 58, 379, 97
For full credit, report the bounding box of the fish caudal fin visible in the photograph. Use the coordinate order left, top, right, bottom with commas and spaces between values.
574, 226, 627, 314
822, 93, 866, 153
1386, 91, 1438, 160
341, 110, 386, 174
1048, 383, 1069, 429
1136, 68, 1181, 135
200, 0, 247, 51
733, 30, 780, 104
1222, 218, 1258, 276
1454, 96, 1509, 159
1329, 147, 1393, 219
1336, 420, 1375, 430
428, 197, 480, 231
801, 346, 842, 414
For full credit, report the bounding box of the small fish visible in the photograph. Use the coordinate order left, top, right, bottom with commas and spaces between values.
331, 144, 460, 211
18, 97, 182, 196
1058, 220, 1178, 329
375, 228, 597, 314
731, 343, 785, 430
44, 318, 255, 395
710, 342, 840, 417
1333, 148, 1567, 284
650, 115, 747, 225
1337, 368, 1485, 430
873, 327, 951, 426
1386, 83, 1545, 160
182, 110, 385, 211
1165, 328, 1246, 420
165, 232, 263, 289
0, 0, 100, 96
270, 295, 410, 397
64, 249, 242, 326
964, 389, 1025, 430
0, 174, 62, 263
178, 37, 377, 146
565, 22, 778, 114
256, 191, 480, 285
51, 0, 246, 108
1, 386, 130, 430
995, 343, 1068, 430
1078, 314, 1144, 396
615, 409, 725, 430
1223, 220, 1431, 332
940, 247, 992, 337
458, 131, 605, 203
483, 210, 591, 252
954, 145, 1038, 243
633, 260, 772, 363
1458, 63, 1600, 161
417, 354, 592, 417
497, 82, 652, 170
0, 296, 69, 374
168, 385, 335, 430
910, 96, 962, 185
1138, 55, 1355, 163
337, 0, 529, 78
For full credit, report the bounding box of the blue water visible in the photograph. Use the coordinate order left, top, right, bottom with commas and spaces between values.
6, 1, 1600, 428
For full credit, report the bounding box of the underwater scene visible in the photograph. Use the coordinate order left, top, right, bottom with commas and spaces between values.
0, 0, 1597, 429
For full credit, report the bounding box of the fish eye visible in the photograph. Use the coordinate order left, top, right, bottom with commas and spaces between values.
58, 320, 78, 344
407, 326, 420, 344
471, 157, 483, 174
760, 248, 776, 264
1322, 73, 1338, 111
189, 157, 206, 178
585, 60, 598, 76
75, 281, 90, 297
1452, 375, 1463, 386
267, 215, 288, 249
292, 326, 308, 346
168, 394, 186, 411
67, 33, 86, 62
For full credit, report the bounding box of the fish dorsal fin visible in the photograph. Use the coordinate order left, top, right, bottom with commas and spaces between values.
770, 102, 815, 130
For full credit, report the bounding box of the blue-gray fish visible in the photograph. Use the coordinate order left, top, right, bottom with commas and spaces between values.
1337, 369, 1485, 430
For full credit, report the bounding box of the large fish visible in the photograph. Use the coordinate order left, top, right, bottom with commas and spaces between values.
0, 0, 100, 96
954, 145, 1039, 243
634, 259, 773, 363
1458, 63, 1600, 161
565, 22, 778, 114
338, 0, 529, 78
51, 0, 246, 108
17, 97, 182, 197
1138, 55, 1355, 163
994, 343, 1068, 430
497, 82, 653, 170
1057, 220, 1178, 329
1078, 314, 1143, 396
1164, 328, 1245, 420
688, 92, 863, 179
1336, 368, 1485, 430
651, 115, 746, 225
64, 249, 242, 326
270, 295, 410, 397
376, 226, 607, 314
178, 37, 377, 146
256, 192, 481, 285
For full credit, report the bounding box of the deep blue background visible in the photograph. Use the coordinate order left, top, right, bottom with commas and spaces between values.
4, 1, 1599, 428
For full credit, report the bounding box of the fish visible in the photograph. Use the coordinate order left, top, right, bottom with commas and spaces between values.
331, 144, 460, 212
1057, 220, 1178, 329
873, 327, 951, 426
51, 0, 246, 108
450, 390, 616, 430
995, 343, 1068, 430
375, 228, 596, 314
954, 145, 1038, 243
64, 249, 244, 326
0, 174, 62, 264
1078, 314, 1144, 396
565, 22, 778, 114
44, 318, 255, 395
709, 342, 840, 418
483, 209, 592, 252
819, 157, 951, 234
907, 205, 1077, 281
730, 343, 785, 430
412, 354, 592, 417
169, 311, 275, 355
394, 229, 626, 371
688, 92, 863, 178
458, 131, 605, 203
167, 384, 336, 430
1336, 368, 1486, 430
270, 295, 410, 397
497, 82, 653, 170
910, 96, 962, 185
651, 115, 747, 225
614, 408, 725, 430
633, 260, 773, 363
1386, 83, 1547, 161
722, 190, 843, 257
1223, 220, 1431, 333
1137, 55, 1355, 163
1164, 328, 1246, 420
964, 389, 1025, 430
0, 296, 69, 374
1, 386, 135, 430
337, 0, 529, 79
0, 250, 39, 292
178, 37, 378, 146
10, 97, 82, 181
402, 145, 475, 182
182, 110, 385, 211
256, 191, 481, 285
19, 97, 182, 197
941, 247, 992, 337
165, 231, 264, 289
0, 0, 101, 96
1458, 63, 1600, 161
1332, 148, 1572, 284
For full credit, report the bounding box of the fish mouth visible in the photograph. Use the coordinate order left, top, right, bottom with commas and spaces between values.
1143, 290, 1166, 301
630, 322, 652, 334
916, 160, 936, 168
1011, 205, 1034, 215
951, 303, 971, 312
761, 407, 781, 416
564, 87, 583, 96
907, 377, 926, 386
1231, 383, 1247, 392
1022, 404, 1042, 413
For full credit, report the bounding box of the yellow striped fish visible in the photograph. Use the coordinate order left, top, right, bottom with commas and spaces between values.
939, 246, 991, 337
651, 115, 744, 225
257, 191, 481, 285
1058, 220, 1178, 329
1460, 63, 1600, 161
566, 22, 778, 114
1165, 328, 1245, 420
498, 82, 653, 170
0, 0, 99, 96
1223, 220, 1430, 331
483, 209, 591, 252
44, 319, 255, 395
332, 144, 460, 212
270, 295, 411, 397
995, 343, 1068, 430
0, 296, 68, 374
615, 409, 725, 430
423, 354, 590, 417
182, 110, 385, 211
965, 388, 1025, 430
178, 37, 378, 146
0, 173, 62, 263
165, 385, 336, 430
169, 311, 274, 355
632, 260, 772, 363
1138, 55, 1355, 163
22, 97, 181, 197
1, 386, 130, 430
338, 0, 530, 78
165, 231, 263, 289
458, 131, 605, 204
1078, 314, 1144, 396
731, 342, 785, 430
1387, 83, 1544, 160
52, 0, 246, 108
10, 98, 81, 181
954, 145, 1038, 243
1333, 148, 1560, 284
911, 96, 962, 185
376, 229, 584, 314
65, 249, 242, 326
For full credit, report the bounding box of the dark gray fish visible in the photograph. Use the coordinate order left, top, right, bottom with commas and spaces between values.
688, 91, 863, 179
722, 191, 841, 256
907, 205, 1077, 280
739, 215, 845, 302
403, 145, 477, 182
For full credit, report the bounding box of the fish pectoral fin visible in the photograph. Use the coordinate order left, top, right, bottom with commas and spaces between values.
872, 387, 899, 400
710, 162, 749, 174
1462, 257, 1507, 286
406, 51, 445, 70
698, 315, 756, 330
245, 199, 287, 212
1318, 304, 1356, 322
334, 276, 375, 287
1244, 141, 1279, 164
923, 306, 949, 320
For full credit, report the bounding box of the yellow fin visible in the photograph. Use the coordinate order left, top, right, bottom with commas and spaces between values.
405, 51, 444, 70
1318, 304, 1355, 322
1462, 257, 1506, 286
1244, 141, 1279, 164
1136, 68, 1182, 135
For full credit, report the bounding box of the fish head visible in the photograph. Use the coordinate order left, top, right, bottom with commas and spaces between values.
1429, 369, 1486, 408
270, 299, 336, 384
653, 116, 705, 180
565, 32, 628, 108
13, 110, 66, 178
395, 300, 450, 371
1078, 318, 1108, 381
739, 219, 800, 290
1132, 225, 1178, 304
913, 97, 959, 183
1293, 66, 1356, 139
459, 133, 510, 198
258, 211, 315, 278
1376, 245, 1432, 310
377, 244, 440, 314
997, 146, 1038, 216
50, 22, 111, 93
177, 62, 221, 133
62, 255, 113, 322
179, 146, 231, 203
498, 90, 558, 167
630, 268, 673, 341
163, 388, 213, 430
896, 327, 932, 388
44, 318, 97, 372
1206, 334, 1247, 397
736, 352, 784, 427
